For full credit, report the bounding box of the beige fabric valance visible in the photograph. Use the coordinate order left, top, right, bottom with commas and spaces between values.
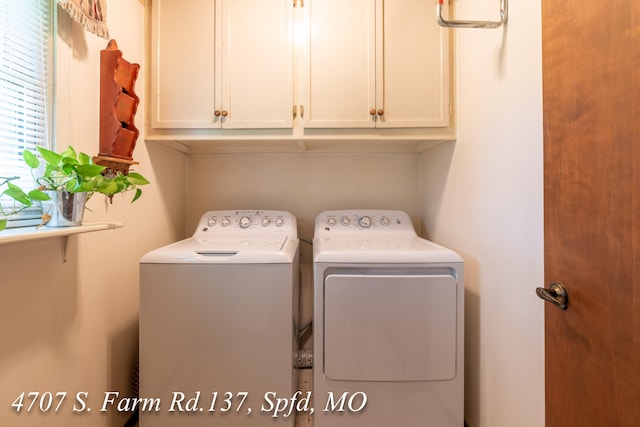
58, 0, 109, 39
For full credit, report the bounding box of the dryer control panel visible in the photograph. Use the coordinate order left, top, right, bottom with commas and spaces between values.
194, 210, 297, 238
315, 210, 416, 235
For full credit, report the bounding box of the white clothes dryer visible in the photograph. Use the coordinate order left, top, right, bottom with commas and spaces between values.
139, 210, 299, 427
313, 210, 464, 427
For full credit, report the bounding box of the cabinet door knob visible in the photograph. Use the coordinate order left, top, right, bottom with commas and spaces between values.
221, 110, 228, 117
369, 109, 376, 116
377, 109, 384, 116
214, 110, 221, 117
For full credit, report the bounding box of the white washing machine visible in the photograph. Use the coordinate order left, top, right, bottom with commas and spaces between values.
139, 210, 299, 427
313, 210, 464, 427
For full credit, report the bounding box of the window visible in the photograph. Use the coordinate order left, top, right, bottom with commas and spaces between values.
0, 0, 54, 227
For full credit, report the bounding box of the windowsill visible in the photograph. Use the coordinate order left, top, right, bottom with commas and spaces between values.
0, 221, 124, 246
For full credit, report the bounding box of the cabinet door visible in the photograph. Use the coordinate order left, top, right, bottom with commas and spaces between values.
220, 0, 293, 129
151, 0, 218, 128
303, 0, 376, 128
376, 0, 450, 128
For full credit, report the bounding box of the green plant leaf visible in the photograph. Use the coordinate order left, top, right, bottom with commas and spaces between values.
78, 152, 91, 165
37, 146, 62, 167
76, 180, 98, 192
27, 189, 50, 201
23, 150, 39, 168
4, 183, 31, 206
0, 219, 6, 231
110, 177, 126, 193
98, 180, 119, 195
125, 172, 150, 185
61, 157, 80, 166
60, 145, 77, 160
93, 174, 105, 186
43, 164, 56, 176
131, 188, 142, 203
61, 163, 75, 175
76, 164, 106, 177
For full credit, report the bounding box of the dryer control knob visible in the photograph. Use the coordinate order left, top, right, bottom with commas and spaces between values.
327, 217, 337, 226
358, 216, 372, 228
221, 218, 231, 227
275, 217, 284, 227
239, 216, 252, 228
341, 217, 351, 226
262, 217, 271, 227
207, 217, 217, 227
380, 217, 390, 226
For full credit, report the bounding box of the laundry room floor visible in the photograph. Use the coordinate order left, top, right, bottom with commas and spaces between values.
295, 368, 313, 427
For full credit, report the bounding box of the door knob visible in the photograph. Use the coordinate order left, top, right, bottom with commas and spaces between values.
536, 281, 568, 310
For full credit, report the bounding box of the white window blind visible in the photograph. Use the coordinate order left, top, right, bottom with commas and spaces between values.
0, 0, 53, 225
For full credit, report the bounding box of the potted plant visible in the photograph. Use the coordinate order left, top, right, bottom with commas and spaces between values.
0, 145, 149, 231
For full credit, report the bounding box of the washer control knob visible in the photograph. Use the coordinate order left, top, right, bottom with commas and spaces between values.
275, 217, 284, 227
380, 217, 390, 226
327, 217, 337, 226
207, 217, 217, 227
221, 218, 231, 227
239, 216, 252, 228
358, 216, 372, 228
341, 217, 351, 226
262, 217, 271, 227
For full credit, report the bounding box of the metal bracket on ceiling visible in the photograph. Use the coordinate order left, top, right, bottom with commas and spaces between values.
436, 0, 508, 29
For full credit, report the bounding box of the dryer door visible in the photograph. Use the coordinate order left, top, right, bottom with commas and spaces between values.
324, 273, 457, 381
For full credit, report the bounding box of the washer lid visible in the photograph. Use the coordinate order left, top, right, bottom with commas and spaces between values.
141, 210, 299, 264
140, 236, 297, 264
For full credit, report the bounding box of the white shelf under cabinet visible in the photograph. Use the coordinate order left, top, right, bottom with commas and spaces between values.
144, 129, 457, 154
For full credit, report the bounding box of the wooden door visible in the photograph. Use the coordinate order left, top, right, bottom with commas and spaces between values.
542, 0, 640, 425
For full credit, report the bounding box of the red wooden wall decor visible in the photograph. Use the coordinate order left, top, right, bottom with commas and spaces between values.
95, 39, 140, 174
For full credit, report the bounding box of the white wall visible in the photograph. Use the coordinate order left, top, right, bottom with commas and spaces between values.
0, 2, 185, 426
186, 152, 422, 249
420, 1, 545, 426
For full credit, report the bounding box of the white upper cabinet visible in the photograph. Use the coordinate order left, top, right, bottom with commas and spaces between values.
302, 0, 450, 129
221, 0, 293, 129
151, 0, 294, 129
148, 0, 452, 148
151, 0, 216, 128
302, 0, 376, 128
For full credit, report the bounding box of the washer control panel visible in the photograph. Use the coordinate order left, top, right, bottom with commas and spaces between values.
195, 210, 296, 237
315, 210, 415, 235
